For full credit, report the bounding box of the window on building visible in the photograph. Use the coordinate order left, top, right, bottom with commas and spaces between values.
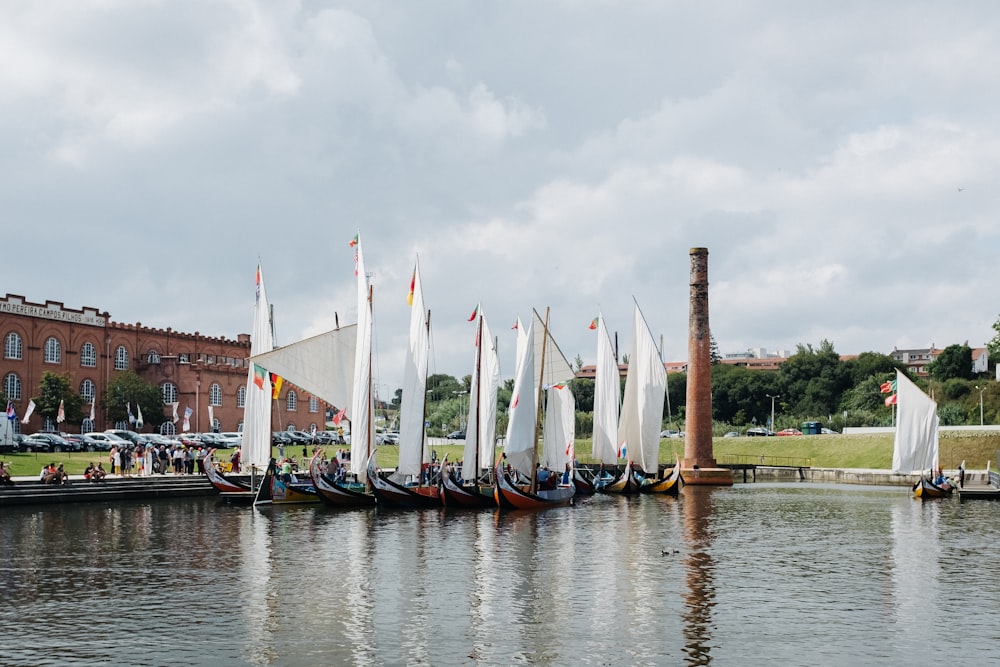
286, 390, 297, 411
236, 386, 246, 408
211, 418, 221, 433
81, 418, 94, 433
286, 423, 296, 431
114, 420, 128, 430
80, 342, 97, 367
115, 346, 129, 370
160, 421, 177, 436
309, 396, 319, 413
147, 350, 161, 364
236, 419, 244, 433
43, 416, 56, 432
4, 332, 22, 360
4, 373, 21, 401
162, 382, 178, 404
44, 337, 61, 364
209, 383, 222, 407
178, 353, 189, 363
80, 379, 95, 403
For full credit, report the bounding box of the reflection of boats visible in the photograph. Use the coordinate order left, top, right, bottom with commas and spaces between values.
369, 258, 441, 508
493, 309, 576, 510
889, 370, 951, 500
441, 306, 500, 509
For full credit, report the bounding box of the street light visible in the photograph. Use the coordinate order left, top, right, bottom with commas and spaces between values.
975, 385, 985, 426
453, 390, 468, 431
766, 394, 780, 433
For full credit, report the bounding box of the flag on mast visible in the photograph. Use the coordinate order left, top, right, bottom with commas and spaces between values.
21, 399, 35, 424
56, 400, 65, 424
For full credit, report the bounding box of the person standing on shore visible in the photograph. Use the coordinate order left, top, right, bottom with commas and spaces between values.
110, 446, 120, 476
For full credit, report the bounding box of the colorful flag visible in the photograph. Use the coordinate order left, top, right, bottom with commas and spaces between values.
565, 440, 573, 456
588, 317, 598, 330
407, 267, 416, 306
255, 265, 261, 301
182, 406, 193, 432
21, 399, 35, 424
253, 363, 267, 390
56, 400, 65, 424
89, 401, 95, 423
270, 372, 284, 400
170, 402, 179, 424
135, 403, 144, 429
511, 321, 518, 330
880, 380, 897, 394
468, 305, 479, 322
618, 442, 628, 459
349, 234, 359, 248
332, 406, 346, 425
885, 394, 897, 406
5, 401, 14, 421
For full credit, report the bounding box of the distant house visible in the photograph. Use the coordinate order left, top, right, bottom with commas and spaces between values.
890, 343, 988, 377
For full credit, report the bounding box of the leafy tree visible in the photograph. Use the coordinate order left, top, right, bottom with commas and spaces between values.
36, 371, 85, 428
709, 334, 722, 365
102, 371, 162, 430
928, 344, 974, 382
776, 340, 852, 417
570, 378, 595, 413
843, 351, 900, 385
839, 375, 892, 412
426, 373, 463, 402
937, 403, 966, 426
987, 314, 1000, 369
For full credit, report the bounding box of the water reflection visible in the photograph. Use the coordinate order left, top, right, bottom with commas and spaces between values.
681, 486, 717, 665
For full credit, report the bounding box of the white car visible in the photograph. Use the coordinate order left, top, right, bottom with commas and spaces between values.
86, 432, 131, 450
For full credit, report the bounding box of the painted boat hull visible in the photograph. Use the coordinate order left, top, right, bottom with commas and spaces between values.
309, 454, 375, 507
371, 473, 442, 508
913, 475, 953, 499
600, 467, 641, 495
440, 472, 495, 508
572, 468, 596, 495
638, 465, 682, 496
204, 464, 251, 494
255, 458, 319, 505
493, 463, 574, 510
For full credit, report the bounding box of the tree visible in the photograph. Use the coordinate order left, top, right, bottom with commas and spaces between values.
988, 314, 1000, 369
776, 340, 852, 418
709, 334, 722, 365
102, 371, 162, 430
928, 344, 974, 382
36, 371, 85, 428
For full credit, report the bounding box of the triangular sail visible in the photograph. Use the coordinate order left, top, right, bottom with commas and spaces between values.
891, 370, 940, 473
349, 236, 372, 476
398, 259, 428, 478
592, 314, 620, 464
532, 308, 574, 390
617, 301, 666, 474
504, 317, 536, 477
250, 326, 357, 412
464, 313, 499, 481
542, 384, 575, 471
243, 264, 274, 470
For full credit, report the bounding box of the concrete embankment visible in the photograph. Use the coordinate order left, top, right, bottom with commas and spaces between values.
750, 466, 984, 487
0, 474, 215, 507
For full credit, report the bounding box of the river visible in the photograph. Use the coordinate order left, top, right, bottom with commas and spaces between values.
1, 483, 998, 666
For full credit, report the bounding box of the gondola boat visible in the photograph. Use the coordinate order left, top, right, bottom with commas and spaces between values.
913, 475, 953, 499
440, 466, 495, 508
493, 459, 575, 510
308, 453, 375, 507
204, 450, 252, 494
255, 458, 319, 505
638, 454, 682, 496
887, 370, 951, 500
571, 467, 597, 495
599, 465, 642, 494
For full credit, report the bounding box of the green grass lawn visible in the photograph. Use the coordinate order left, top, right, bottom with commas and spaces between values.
6, 431, 999, 478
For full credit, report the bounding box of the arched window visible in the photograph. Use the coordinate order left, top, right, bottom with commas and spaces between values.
211, 418, 221, 433
209, 383, 222, 407
286, 390, 297, 411
5, 332, 23, 360
162, 382, 178, 404
160, 421, 177, 436
3, 373, 21, 401
44, 337, 61, 363
236, 419, 244, 433
43, 416, 56, 432
286, 423, 296, 431
147, 350, 161, 364
309, 396, 319, 413
115, 346, 129, 370
236, 386, 247, 408
80, 379, 96, 403
80, 342, 97, 367
81, 418, 95, 433
114, 419, 128, 430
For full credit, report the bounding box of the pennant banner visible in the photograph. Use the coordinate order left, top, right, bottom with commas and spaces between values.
21, 399, 35, 424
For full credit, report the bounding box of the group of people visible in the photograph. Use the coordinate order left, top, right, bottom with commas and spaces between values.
0, 461, 13, 486
39, 462, 69, 485
107, 443, 209, 477
84, 462, 107, 482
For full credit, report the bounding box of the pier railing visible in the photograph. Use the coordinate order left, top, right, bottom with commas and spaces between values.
716, 454, 813, 468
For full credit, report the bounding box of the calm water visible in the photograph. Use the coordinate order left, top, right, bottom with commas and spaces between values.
2, 484, 999, 666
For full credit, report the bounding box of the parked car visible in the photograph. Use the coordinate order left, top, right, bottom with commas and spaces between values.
0, 433, 23, 453
105, 429, 145, 445
30, 432, 81, 453
381, 432, 399, 445
821, 428, 838, 435
65, 433, 107, 452
660, 429, 679, 438
85, 432, 130, 451
746, 427, 776, 437
723, 431, 740, 438
445, 431, 466, 440
776, 428, 803, 436
20, 437, 53, 453
218, 432, 243, 447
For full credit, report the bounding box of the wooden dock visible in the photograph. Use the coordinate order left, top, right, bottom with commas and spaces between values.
958, 470, 1000, 501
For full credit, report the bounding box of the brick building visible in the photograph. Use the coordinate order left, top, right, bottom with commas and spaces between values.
1, 294, 326, 436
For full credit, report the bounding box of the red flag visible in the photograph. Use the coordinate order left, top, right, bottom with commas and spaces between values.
348, 234, 358, 247
511, 321, 518, 330
407, 267, 416, 306
880, 380, 896, 393
253, 363, 266, 390
885, 394, 897, 406
468, 305, 479, 322
588, 317, 598, 330
332, 406, 346, 425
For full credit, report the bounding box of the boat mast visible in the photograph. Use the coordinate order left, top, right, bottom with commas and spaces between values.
420, 308, 431, 487
529, 307, 551, 493
472, 313, 483, 476
366, 284, 374, 490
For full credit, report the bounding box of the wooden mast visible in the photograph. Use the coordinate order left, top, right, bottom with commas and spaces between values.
529, 307, 550, 493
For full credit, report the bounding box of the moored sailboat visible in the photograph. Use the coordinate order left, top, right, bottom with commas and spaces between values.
890, 370, 952, 499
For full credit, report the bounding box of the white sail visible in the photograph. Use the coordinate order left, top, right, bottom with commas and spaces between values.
617, 301, 666, 474
243, 264, 275, 470
592, 314, 620, 464
349, 236, 372, 476
891, 370, 940, 473
504, 316, 529, 448
504, 317, 536, 477
398, 259, 429, 478
463, 312, 500, 481
531, 308, 574, 390
250, 326, 357, 412
542, 384, 575, 472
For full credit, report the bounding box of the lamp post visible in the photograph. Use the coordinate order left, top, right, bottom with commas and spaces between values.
766, 394, 780, 434
976, 385, 985, 426
453, 390, 467, 431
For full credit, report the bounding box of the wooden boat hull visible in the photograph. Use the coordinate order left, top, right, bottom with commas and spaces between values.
493, 463, 574, 510
913, 476, 953, 499
309, 454, 375, 507
572, 468, 596, 495
255, 458, 319, 505
371, 472, 442, 508
440, 471, 495, 508
600, 467, 641, 495
638, 465, 682, 496
204, 463, 251, 494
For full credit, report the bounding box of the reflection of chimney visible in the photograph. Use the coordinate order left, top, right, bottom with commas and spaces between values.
682, 248, 733, 485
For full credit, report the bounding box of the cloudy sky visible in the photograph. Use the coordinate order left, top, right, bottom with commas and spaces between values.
4, 1, 999, 391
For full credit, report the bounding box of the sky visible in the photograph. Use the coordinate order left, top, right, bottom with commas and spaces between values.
4, 1, 999, 393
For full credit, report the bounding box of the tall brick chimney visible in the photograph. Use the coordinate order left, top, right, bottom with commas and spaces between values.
681, 248, 733, 485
